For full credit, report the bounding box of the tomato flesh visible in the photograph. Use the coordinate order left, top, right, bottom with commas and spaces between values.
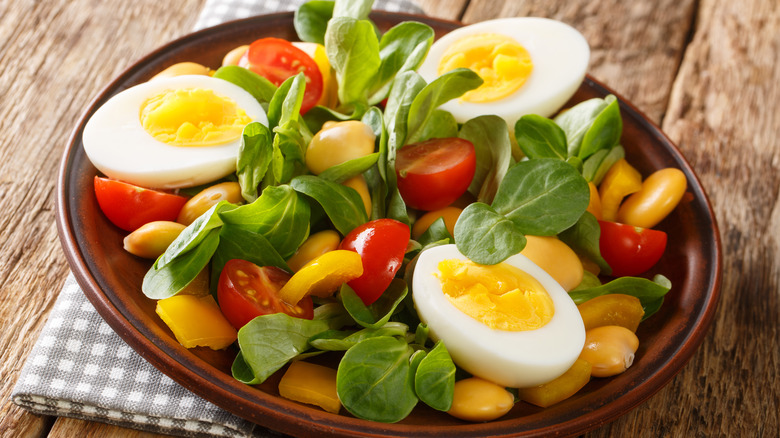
339, 219, 411, 306
218, 259, 313, 330
395, 138, 476, 211
598, 220, 667, 277
93, 176, 187, 232
242, 37, 323, 114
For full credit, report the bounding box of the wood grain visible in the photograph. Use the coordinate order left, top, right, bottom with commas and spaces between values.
661, 0, 780, 434
0, 0, 204, 437
0, 0, 777, 437
48, 418, 168, 438
416, 0, 469, 21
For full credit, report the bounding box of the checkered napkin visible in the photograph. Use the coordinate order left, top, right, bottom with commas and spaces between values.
11, 1, 422, 437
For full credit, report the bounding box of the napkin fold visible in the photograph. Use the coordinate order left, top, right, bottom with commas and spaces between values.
12, 1, 423, 437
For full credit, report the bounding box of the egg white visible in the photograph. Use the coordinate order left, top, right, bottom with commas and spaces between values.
417, 17, 590, 127
83, 75, 268, 189
412, 244, 586, 388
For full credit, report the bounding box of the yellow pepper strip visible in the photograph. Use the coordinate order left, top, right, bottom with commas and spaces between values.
585, 181, 602, 220
278, 361, 341, 414
517, 358, 592, 408
598, 159, 642, 222
155, 294, 237, 350
577, 294, 645, 332
278, 250, 363, 305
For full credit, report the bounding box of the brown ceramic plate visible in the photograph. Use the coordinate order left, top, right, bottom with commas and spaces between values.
56, 11, 721, 438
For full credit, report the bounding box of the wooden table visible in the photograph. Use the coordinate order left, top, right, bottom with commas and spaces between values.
1, 0, 777, 436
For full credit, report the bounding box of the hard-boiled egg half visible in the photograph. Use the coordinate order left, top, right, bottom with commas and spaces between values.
417, 17, 590, 127
83, 75, 267, 189
412, 244, 586, 388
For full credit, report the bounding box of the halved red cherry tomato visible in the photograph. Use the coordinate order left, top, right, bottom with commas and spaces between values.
339, 219, 411, 306
395, 138, 476, 211
217, 259, 313, 330
598, 220, 667, 277
93, 176, 187, 232
241, 37, 323, 114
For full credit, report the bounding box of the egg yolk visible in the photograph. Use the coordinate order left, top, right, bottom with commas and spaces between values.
438, 33, 533, 103
436, 259, 554, 331
140, 88, 252, 146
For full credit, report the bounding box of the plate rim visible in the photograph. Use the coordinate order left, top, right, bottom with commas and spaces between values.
55, 10, 723, 437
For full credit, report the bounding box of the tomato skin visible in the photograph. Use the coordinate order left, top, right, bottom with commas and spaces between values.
339, 219, 411, 306
395, 138, 477, 211
93, 176, 187, 232
242, 37, 323, 114
218, 259, 313, 330
598, 220, 667, 277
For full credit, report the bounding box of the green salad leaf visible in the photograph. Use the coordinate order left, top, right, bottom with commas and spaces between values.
558, 211, 611, 275
333, 0, 373, 20
369, 21, 434, 105
337, 336, 418, 422
210, 223, 290, 293
219, 185, 310, 259
492, 159, 590, 236
582, 144, 625, 185
290, 175, 367, 235
459, 115, 512, 204
236, 122, 273, 202
213, 66, 277, 106
142, 229, 220, 300
515, 114, 568, 160
235, 313, 332, 384
325, 17, 380, 113
405, 68, 483, 144
569, 274, 672, 320
454, 202, 527, 265
414, 341, 455, 412
341, 280, 407, 329
155, 200, 235, 270
293, 0, 335, 45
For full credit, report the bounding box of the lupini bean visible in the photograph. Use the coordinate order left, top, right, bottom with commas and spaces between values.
150, 62, 211, 81
177, 181, 243, 225
222, 45, 249, 67
342, 175, 372, 217
123, 220, 186, 259
520, 235, 584, 292
617, 167, 687, 229
305, 121, 375, 175
578, 325, 639, 377
447, 377, 514, 422
286, 230, 341, 272
411, 206, 463, 240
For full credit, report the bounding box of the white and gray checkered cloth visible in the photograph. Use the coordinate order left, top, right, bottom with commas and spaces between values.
11, 1, 423, 437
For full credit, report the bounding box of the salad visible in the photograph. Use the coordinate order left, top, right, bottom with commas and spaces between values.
83, 0, 688, 425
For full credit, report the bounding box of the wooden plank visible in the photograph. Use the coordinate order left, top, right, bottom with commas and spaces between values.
416, 0, 469, 21
657, 0, 780, 434
48, 418, 168, 438
460, 0, 697, 123
0, 406, 54, 438
0, 0, 203, 437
